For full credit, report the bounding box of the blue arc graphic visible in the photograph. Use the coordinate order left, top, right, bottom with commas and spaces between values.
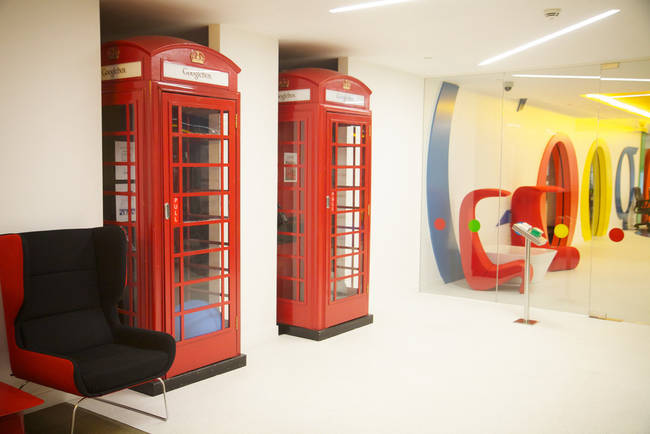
426, 82, 463, 283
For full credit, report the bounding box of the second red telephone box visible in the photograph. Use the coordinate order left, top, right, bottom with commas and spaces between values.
101, 36, 244, 393
277, 68, 373, 340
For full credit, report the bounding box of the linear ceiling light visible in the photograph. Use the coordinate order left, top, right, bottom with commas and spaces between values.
601, 77, 650, 82
512, 74, 600, 79
329, 0, 410, 14
612, 93, 650, 99
512, 74, 650, 82
479, 9, 620, 66
584, 93, 650, 118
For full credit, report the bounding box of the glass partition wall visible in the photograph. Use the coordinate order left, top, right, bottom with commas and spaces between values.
420, 59, 650, 325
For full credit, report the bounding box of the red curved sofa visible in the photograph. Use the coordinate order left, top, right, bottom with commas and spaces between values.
459, 188, 532, 293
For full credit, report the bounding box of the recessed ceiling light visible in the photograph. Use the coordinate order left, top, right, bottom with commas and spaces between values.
479, 9, 620, 66
329, 0, 410, 14
512, 74, 650, 82
584, 94, 650, 118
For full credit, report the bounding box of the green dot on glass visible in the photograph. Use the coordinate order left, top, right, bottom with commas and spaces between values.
468, 219, 481, 232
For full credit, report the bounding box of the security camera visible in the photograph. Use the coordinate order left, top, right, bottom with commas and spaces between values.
504, 81, 514, 92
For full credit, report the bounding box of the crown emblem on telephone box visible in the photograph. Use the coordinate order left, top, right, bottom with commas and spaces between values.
343, 80, 352, 90
190, 50, 206, 64
106, 47, 120, 60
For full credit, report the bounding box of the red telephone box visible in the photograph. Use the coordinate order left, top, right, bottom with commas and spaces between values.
277, 68, 373, 340
101, 36, 244, 392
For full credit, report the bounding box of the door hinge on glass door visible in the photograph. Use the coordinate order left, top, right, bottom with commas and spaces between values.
235, 114, 238, 129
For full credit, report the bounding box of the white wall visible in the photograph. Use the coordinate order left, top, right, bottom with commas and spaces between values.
341, 59, 425, 305
210, 25, 279, 350
0, 0, 101, 398
0, 0, 102, 234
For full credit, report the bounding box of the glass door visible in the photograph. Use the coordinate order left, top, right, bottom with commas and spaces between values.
326, 112, 371, 324
163, 92, 238, 376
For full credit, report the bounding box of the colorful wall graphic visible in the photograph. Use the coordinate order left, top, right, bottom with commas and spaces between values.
425, 82, 463, 283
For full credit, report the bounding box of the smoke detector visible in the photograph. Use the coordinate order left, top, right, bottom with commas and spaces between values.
544, 8, 561, 19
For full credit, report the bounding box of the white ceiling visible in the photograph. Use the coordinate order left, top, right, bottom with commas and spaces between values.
446, 59, 650, 120
100, 0, 650, 77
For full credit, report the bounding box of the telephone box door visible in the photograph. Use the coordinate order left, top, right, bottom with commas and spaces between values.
326, 112, 371, 327
162, 92, 239, 377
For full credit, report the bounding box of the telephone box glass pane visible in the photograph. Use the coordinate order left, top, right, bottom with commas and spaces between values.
182, 138, 221, 164
333, 146, 364, 167
172, 106, 179, 133
278, 256, 299, 279
332, 276, 360, 300
335, 124, 365, 145
181, 107, 221, 135
174, 287, 181, 312
183, 196, 222, 222
183, 167, 221, 192
278, 235, 303, 256
184, 251, 224, 281
333, 168, 364, 188
184, 307, 222, 339
102, 136, 129, 163
333, 254, 362, 278
182, 223, 224, 252
336, 190, 363, 210
184, 280, 221, 305
333, 212, 362, 234
174, 258, 181, 282
174, 316, 181, 342
103, 105, 127, 132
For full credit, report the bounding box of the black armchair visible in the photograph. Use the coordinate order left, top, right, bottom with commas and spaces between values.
0, 226, 175, 433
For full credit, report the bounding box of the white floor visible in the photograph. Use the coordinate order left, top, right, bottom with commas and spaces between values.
70, 290, 650, 434
429, 230, 650, 324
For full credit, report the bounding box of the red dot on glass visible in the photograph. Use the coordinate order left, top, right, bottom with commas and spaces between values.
434, 218, 446, 231
609, 228, 624, 242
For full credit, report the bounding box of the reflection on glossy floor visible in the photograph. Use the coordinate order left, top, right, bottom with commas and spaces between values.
40, 290, 650, 434
429, 230, 650, 324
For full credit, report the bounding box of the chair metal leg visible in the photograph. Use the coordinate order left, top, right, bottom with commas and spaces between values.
159, 377, 168, 420
92, 377, 168, 421
70, 396, 87, 434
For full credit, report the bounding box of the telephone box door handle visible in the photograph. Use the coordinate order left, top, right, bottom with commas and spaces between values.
164, 203, 170, 220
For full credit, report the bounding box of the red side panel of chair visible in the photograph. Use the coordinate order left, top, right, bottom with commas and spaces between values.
511, 186, 562, 247
510, 185, 579, 271
459, 189, 531, 293
548, 246, 580, 271
0, 235, 80, 396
